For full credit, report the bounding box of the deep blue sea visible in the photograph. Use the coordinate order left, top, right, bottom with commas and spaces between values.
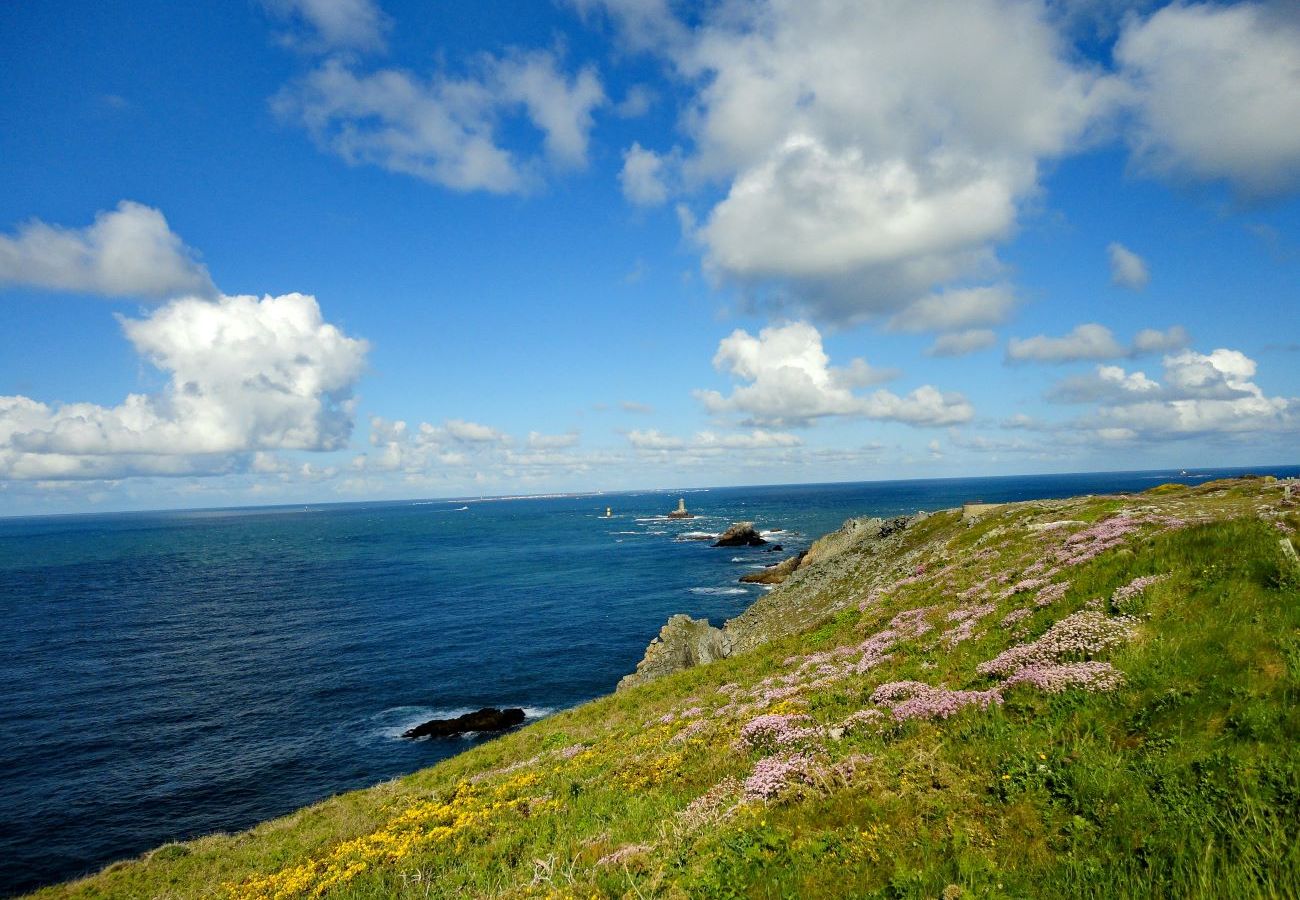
2, 466, 1297, 895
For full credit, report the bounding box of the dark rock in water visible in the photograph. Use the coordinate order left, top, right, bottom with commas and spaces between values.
403, 707, 526, 739
712, 522, 768, 547
739, 551, 807, 585
765, 544, 784, 552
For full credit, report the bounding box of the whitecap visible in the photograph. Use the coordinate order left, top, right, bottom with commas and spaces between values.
688, 587, 748, 596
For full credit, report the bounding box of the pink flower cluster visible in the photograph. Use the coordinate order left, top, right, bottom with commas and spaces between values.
1003, 661, 1124, 694
888, 683, 1003, 721
1000, 607, 1032, 627
743, 752, 820, 800
977, 610, 1134, 676
556, 743, 586, 760
1110, 573, 1167, 610
835, 709, 884, 732
941, 602, 996, 647
1034, 581, 1070, 607
739, 713, 819, 750
671, 719, 709, 744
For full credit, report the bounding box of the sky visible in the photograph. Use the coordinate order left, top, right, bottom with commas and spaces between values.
1, 0, 1298, 515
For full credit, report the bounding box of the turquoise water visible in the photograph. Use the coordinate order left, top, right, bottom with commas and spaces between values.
1, 467, 1295, 894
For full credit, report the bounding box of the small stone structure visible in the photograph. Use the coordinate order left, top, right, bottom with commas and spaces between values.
667, 498, 694, 519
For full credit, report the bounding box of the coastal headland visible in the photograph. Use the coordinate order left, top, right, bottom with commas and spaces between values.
28, 476, 1300, 898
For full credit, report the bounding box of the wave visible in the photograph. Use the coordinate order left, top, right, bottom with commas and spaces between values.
688, 587, 748, 596
676, 532, 717, 541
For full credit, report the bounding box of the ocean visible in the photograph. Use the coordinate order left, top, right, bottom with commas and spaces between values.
1, 466, 1296, 895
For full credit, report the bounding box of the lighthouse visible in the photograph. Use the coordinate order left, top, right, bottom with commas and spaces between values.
667, 497, 694, 519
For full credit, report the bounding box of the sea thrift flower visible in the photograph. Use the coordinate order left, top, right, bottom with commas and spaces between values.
556, 744, 585, 760
680, 706, 704, 719
1001, 608, 1032, 627
870, 681, 931, 704
1034, 581, 1070, 607
1110, 573, 1167, 610
740, 713, 819, 749
941, 602, 996, 647
743, 753, 820, 800
888, 685, 1003, 721
836, 709, 884, 732
977, 610, 1135, 676
1003, 661, 1124, 694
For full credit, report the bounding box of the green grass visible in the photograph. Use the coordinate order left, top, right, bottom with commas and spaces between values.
30, 477, 1300, 899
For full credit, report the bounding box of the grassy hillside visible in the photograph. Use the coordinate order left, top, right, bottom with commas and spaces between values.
32, 477, 1300, 899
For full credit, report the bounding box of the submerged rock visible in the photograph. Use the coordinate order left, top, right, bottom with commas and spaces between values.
402, 707, 526, 739
739, 552, 807, 585
617, 615, 731, 692
712, 522, 768, 547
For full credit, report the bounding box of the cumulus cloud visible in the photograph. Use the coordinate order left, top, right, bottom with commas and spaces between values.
887, 285, 1017, 333
1132, 324, 1189, 354
274, 51, 605, 193
586, 0, 1119, 323
1107, 242, 1149, 289
1115, 2, 1300, 197
261, 0, 390, 53
1008, 322, 1190, 363
1007, 323, 1126, 363
619, 143, 672, 206
1085, 348, 1296, 437
0, 201, 216, 300
926, 329, 998, 357
1048, 363, 1161, 403
695, 321, 970, 427
0, 293, 369, 479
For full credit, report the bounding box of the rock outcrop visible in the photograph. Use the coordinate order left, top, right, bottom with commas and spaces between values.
616, 614, 732, 691
403, 707, 526, 739
620, 512, 927, 689
739, 551, 807, 585
712, 522, 768, 547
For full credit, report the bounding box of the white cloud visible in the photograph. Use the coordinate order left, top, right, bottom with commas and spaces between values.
600, 0, 1119, 323
1048, 363, 1161, 403
619, 400, 654, 414
1116, 2, 1300, 196
1007, 323, 1125, 363
0, 201, 215, 300
619, 142, 671, 206
625, 428, 684, 450
527, 430, 580, 449
613, 84, 655, 118
888, 284, 1017, 333
626, 428, 803, 452
1107, 242, 1149, 289
444, 419, 508, 443
695, 321, 970, 427
1009, 322, 1190, 363
0, 293, 369, 479
927, 329, 998, 357
1088, 348, 1296, 437
261, 0, 390, 53
1132, 324, 1189, 354
274, 51, 604, 194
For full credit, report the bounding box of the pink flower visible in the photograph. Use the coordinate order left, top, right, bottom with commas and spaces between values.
1003, 661, 1124, 694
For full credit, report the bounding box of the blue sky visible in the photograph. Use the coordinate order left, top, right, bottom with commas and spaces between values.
1, 0, 1298, 514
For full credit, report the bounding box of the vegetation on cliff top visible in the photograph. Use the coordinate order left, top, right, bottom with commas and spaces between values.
32, 477, 1300, 899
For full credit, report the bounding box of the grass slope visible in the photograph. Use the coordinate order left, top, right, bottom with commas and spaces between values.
31, 477, 1300, 899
